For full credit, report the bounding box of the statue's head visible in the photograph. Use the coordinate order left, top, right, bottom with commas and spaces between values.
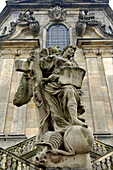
61, 45, 76, 59
39, 48, 49, 58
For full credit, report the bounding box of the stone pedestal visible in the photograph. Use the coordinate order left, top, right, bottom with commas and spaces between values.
46, 153, 92, 170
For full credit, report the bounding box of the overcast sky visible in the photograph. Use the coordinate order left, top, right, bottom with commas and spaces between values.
0, 0, 113, 12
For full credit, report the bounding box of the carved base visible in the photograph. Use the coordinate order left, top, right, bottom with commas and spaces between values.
36, 153, 92, 170
46, 168, 89, 170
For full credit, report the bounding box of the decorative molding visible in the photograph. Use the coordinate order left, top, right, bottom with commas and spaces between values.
7, 0, 109, 3
0, 9, 40, 39
76, 9, 113, 38
0, 40, 40, 59
77, 39, 113, 47
0, 48, 36, 59
16, 10, 40, 36
82, 48, 113, 57
48, 6, 67, 21
52, 0, 63, 6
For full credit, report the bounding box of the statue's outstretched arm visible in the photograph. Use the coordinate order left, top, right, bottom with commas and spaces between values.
13, 55, 35, 107
13, 73, 33, 107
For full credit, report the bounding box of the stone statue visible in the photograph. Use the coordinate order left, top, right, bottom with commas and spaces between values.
13, 45, 93, 168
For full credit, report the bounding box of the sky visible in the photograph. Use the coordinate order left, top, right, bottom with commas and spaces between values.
0, 0, 113, 12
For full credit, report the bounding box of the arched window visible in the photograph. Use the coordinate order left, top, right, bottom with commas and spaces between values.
46, 24, 70, 49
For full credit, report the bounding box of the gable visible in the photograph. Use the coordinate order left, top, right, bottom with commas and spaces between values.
0, 0, 113, 41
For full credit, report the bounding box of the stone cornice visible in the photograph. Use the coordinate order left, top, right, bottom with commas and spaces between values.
77, 38, 113, 47
0, 39, 40, 59
6, 1, 108, 7
82, 48, 113, 56
77, 38, 113, 57
7, 0, 109, 2
104, 5, 113, 24
0, 39, 39, 48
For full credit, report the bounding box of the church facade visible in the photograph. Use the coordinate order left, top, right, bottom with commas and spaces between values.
0, 0, 113, 150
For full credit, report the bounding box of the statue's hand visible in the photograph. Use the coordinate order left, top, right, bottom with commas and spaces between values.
42, 78, 49, 82
41, 78, 49, 86
48, 74, 59, 82
41, 74, 59, 86
42, 74, 59, 84
27, 56, 35, 62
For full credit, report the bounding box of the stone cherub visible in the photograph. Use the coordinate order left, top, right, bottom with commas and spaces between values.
13, 45, 93, 165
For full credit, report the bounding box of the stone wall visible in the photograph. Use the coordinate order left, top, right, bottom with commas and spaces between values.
76, 44, 113, 145
0, 42, 39, 148
0, 5, 113, 148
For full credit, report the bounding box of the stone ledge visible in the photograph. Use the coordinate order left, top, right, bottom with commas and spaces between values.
94, 134, 113, 146
94, 134, 113, 138
0, 134, 27, 140
46, 168, 90, 170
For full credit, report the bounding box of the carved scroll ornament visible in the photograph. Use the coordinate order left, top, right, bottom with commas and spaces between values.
0, 9, 40, 37
48, 6, 67, 21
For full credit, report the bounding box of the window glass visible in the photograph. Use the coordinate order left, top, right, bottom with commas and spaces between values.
46, 24, 70, 49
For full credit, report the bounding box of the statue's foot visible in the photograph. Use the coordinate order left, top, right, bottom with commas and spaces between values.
72, 119, 88, 128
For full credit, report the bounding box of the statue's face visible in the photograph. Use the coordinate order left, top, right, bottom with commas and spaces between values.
63, 47, 75, 59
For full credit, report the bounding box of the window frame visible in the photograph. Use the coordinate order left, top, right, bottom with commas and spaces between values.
42, 22, 72, 49
46, 23, 70, 49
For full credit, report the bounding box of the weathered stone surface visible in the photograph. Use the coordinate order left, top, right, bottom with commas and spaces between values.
86, 57, 109, 133
5, 103, 14, 134
0, 59, 14, 134
0, 58, 3, 75
10, 105, 27, 135
13, 46, 93, 169
64, 126, 94, 154
44, 153, 92, 169
76, 51, 94, 131
0, 59, 14, 76
102, 58, 113, 133
26, 98, 38, 138
0, 104, 8, 134
0, 76, 12, 103
105, 76, 113, 101
4, 69, 22, 136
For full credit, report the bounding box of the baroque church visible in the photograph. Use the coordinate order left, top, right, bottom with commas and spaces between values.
0, 0, 113, 169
